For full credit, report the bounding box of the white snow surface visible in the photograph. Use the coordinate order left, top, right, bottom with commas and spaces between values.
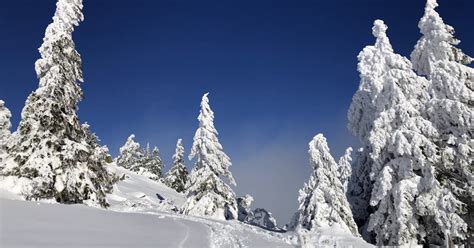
0, 165, 371, 247
297, 225, 373, 248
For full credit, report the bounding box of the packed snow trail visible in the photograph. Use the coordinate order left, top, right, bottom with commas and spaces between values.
176, 219, 191, 248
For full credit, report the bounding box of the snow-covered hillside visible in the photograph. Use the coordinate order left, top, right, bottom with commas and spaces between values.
0, 165, 372, 248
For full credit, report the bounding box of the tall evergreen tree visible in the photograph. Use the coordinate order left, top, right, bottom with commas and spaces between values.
337, 147, 352, 193
0, 100, 12, 166
411, 1, 473, 243
346, 15, 395, 230
164, 139, 188, 193
366, 20, 466, 246
295, 134, 358, 236
1, 0, 114, 207
182, 93, 237, 220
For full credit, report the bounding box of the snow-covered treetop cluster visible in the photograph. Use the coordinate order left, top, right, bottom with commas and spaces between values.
115, 134, 165, 181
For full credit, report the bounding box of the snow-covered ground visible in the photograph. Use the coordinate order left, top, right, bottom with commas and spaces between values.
0, 166, 372, 247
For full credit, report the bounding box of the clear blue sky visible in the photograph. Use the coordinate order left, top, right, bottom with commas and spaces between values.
0, 0, 472, 224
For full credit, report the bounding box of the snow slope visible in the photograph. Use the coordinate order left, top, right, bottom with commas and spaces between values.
0, 165, 372, 247
0, 166, 294, 248
0, 198, 211, 248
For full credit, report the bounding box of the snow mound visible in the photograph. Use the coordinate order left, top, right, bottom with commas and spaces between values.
107, 165, 183, 213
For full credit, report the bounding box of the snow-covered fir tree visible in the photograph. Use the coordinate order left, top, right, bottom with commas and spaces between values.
411, 0, 473, 77
116, 134, 143, 170
0, 0, 114, 207
412, 1, 473, 243
164, 139, 188, 193
295, 134, 358, 236
365, 20, 466, 246
338, 147, 352, 193
138, 145, 164, 181
346, 15, 396, 229
139, 143, 152, 170
0, 100, 12, 166
182, 93, 238, 220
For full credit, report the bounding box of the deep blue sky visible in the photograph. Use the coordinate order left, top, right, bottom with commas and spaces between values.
0, 0, 472, 224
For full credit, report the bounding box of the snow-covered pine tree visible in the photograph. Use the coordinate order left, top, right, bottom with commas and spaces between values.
296, 134, 358, 236
139, 145, 164, 181
0, 100, 12, 166
366, 20, 466, 246
164, 139, 188, 192
150, 146, 164, 179
116, 134, 143, 170
346, 15, 395, 230
1, 0, 114, 207
411, 1, 473, 243
140, 143, 151, 169
182, 93, 238, 220
337, 147, 352, 193
411, 0, 473, 77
